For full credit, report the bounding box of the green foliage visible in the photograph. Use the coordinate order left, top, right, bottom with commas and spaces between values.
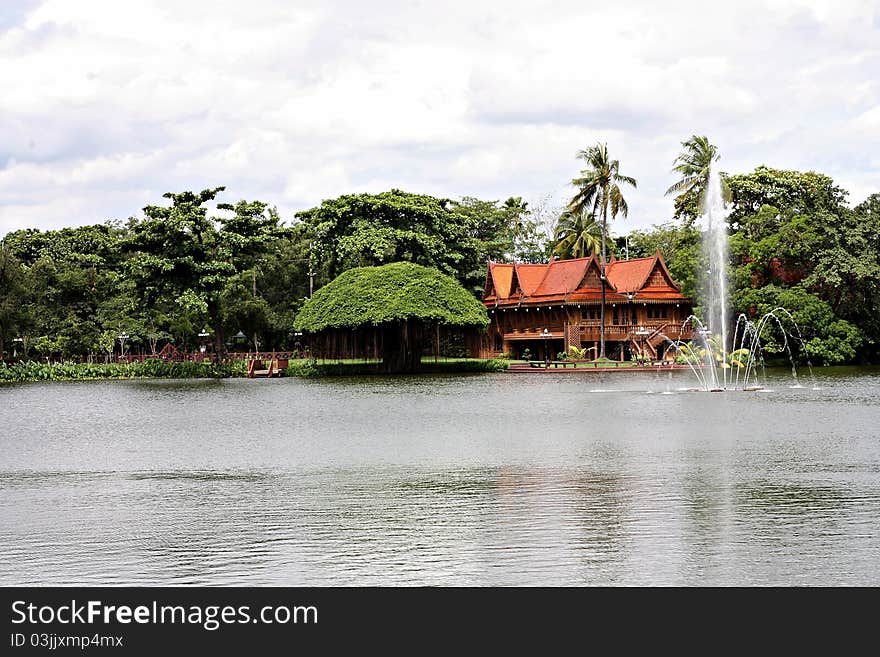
624, 223, 700, 299
727, 166, 848, 229
569, 142, 637, 358
734, 285, 862, 365
726, 169, 879, 362
0, 359, 247, 382
665, 135, 730, 224
553, 209, 602, 260
125, 188, 286, 358
296, 190, 510, 297
567, 344, 588, 359
0, 246, 29, 357
294, 262, 489, 332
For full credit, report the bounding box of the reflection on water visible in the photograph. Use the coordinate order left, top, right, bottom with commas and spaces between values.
1, 367, 879, 585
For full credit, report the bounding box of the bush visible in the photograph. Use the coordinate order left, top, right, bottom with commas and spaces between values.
0, 359, 248, 382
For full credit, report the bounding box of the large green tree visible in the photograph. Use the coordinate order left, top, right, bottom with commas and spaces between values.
125, 188, 285, 361
569, 143, 637, 357
726, 166, 848, 229
665, 135, 730, 223
726, 168, 878, 363
0, 246, 30, 358
296, 190, 514, 297
294, 262, 488, 372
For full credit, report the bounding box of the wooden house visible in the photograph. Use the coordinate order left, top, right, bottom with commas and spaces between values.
481, 251, 694, 361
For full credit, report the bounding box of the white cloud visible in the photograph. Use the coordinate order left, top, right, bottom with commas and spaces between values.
0, 0, 878, 236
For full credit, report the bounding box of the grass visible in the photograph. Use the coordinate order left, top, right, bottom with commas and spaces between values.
287, 357, 509, 377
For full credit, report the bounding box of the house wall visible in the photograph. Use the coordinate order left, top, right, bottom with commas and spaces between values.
482, 301, 693, 359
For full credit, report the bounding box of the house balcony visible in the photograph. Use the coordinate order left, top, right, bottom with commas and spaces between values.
501, 326, 565, 341
501, 321, 693, 343
575, 321, 693, 343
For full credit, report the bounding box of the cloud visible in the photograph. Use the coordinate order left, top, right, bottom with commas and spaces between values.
0, 0, 878, 237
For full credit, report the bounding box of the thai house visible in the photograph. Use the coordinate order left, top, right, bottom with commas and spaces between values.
482, 251, 694, 361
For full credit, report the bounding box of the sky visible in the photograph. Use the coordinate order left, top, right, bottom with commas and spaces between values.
1, 0, 878, 237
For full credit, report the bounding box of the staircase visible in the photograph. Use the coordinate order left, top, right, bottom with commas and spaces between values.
630, 323, 669, 360
247, 359, 281, 378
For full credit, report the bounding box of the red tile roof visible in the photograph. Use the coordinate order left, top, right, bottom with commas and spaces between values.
487, 263, 514, 299
514, 264, 546, 296
606, 257, 655, 293
533, 258, 588, 296
483, 251, 686, 307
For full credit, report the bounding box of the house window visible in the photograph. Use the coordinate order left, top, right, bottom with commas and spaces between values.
647, 306, 668, 320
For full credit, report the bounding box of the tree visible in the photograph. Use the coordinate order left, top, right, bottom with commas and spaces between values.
294, 262, 488, 372
125, 188, 285, 361
0, 246, 30, 359
552, 209, 602, 260
296, 190, 511, 298
734, 285, 862, 365
665, 135, 730, 223
726, 166, 848, 230
569, 143, 637, 357
624, 222, 701, 300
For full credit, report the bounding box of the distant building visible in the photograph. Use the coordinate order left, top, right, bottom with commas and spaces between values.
482, 251, 694, 361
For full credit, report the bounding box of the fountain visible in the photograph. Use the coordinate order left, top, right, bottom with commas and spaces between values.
701, 166, 731, 389
662, 165, 813, 392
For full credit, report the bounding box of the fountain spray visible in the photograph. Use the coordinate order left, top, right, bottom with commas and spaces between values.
701, 166, 731, 388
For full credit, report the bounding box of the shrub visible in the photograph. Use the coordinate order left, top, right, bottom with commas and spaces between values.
0, 359, 248, 382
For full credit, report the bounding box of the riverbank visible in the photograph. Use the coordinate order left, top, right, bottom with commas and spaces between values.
0, 360, 247, 382
287, 358, 509, 377
0, 358, 510, 382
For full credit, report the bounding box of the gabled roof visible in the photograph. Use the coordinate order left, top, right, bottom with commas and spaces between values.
483, 250, 685, 306
514, 263, 546, 296
486, 262, 514, 300
533, 257, 589, 296
606, 256, 655, 294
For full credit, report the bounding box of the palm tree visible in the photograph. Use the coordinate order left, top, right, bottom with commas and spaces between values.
553, 209, 602, 260
665, 135, 731, 223
569, 143, 637, 358
503, 196, 529, 262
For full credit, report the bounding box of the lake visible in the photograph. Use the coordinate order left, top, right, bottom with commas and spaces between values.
1, 367, 879, 585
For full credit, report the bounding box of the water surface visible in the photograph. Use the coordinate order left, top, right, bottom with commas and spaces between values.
1, 367, 879, 585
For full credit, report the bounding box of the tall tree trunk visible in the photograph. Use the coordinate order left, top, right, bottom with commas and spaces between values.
599, 209, 607, 359
208, 300, 225, 364
213, 321, 225, 364
379, 320, 423, 373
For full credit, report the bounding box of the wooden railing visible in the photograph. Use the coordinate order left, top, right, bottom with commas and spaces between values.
576, 322, 693, 342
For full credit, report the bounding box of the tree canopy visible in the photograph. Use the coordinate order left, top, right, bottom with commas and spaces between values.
553, 209, 602, 260
294, 190, 548, 297
1, 157, 878, 367
125, 188, 287, 358
665, 135, 730, 223
294, 262, 488, 332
